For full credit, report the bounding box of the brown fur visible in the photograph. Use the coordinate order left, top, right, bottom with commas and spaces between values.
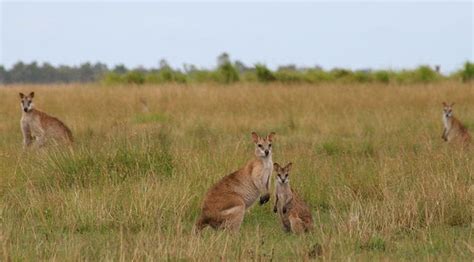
273, 162, 313, 234
195, 132, 275, 232
442, 102, 471, 147
20, 92, 73, 148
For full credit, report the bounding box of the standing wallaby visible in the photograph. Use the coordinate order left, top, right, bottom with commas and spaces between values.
20, 92, 73, 148
273, 162, 313, 234
441, 102, 470, 147
195, 132, 275, 232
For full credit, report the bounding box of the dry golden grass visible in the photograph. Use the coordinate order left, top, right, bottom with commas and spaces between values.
0, 82, 473, 260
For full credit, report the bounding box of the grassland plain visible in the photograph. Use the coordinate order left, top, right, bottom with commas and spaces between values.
0, 82, 473, 260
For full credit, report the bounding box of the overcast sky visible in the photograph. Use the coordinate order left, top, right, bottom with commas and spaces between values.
1, 1, 472, 73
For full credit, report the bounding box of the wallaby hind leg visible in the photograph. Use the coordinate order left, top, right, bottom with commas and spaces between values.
221, 203, 246, 232
289, 216, 305, 234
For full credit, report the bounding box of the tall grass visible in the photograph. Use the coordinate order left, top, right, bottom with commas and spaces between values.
0, 83, 473, 260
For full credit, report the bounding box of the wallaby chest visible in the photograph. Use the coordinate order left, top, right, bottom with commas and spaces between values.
21, 113, 43, 136
259, 158, 273, 188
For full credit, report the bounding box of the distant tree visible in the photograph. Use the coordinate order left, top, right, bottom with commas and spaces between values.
255, 64, 276, 82
93, 62, 108, 75
41, 62, 57, 83
217, 52, 230, 67
79, 63, 95, 82
277, 64, 297, 72
218, 62, 239, 84
159, 59, 171, 70
9, 62, 27, 83
0, 65, 6, 84
234, 60, 249, 73
314, 65, 323, 71
113, 64, 128, 75
183, 63, 198, 73
460, 62, 474, 82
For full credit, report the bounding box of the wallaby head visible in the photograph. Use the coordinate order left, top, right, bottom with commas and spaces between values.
251, 131, 275, 158
442, 102, 455, 119
19, 92, 35, 113
274, 162, 293, 184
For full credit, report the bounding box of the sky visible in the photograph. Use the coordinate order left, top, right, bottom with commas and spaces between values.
1, 1, 472, 73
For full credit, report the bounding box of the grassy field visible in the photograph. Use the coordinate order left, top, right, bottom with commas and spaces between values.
0, 82, 473, 260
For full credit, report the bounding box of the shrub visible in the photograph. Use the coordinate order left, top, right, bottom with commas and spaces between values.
101, 72, 123, 85
353, 71, 372, 83
125, 71, 145, 85
275, 70, 307, 83
305, 69, 334, 83
188, 70, 219, 83
255, 64, 276, 82
460, 61, 474, 82
217, 62, 239, 84
412, 65, 439, 83
331, 68, 352, 78
374, 70, 391, 84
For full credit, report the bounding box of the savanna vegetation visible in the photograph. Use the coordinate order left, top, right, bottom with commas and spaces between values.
1, 54, 473, 85
0, 82, 473, 260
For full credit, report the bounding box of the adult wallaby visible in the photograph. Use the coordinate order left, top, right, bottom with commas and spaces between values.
195, 132, 275, 232
19, 92, 73, 148
441, 102, 470, 147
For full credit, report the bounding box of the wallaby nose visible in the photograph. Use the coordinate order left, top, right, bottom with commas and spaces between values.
23, 108, 28, 112
264, 150, 269, 156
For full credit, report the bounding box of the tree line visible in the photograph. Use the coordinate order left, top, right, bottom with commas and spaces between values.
1, 53, 473, 85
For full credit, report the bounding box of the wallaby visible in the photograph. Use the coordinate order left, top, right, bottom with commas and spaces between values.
273, 162, 313, 234
195, 132, 275, 232
19, 92, 73, 148
441, 102, 470, 147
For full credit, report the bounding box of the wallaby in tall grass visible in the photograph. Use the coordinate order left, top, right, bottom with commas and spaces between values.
273, 162, 313, 234
195, 132, 275, 232
19, 92, 73, 148
441, 102, 471, 147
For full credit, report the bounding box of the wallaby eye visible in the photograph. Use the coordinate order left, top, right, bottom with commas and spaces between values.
268, 144, 272, 147
258, 144, 263, 148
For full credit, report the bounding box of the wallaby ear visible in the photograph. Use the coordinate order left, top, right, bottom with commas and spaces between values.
273, 162, 281, 172
19, 93, 25, 99
29, 92, 35, 98
267, 132, 276, 142
450, 102, 455, 107
285, 162, 293, 172
442, 102, 447, 107
251, 132, 259, 143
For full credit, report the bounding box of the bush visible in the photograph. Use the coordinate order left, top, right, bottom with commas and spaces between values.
412, 65, 438, 83
331, 68, 353, 80
374, 70, 391, 84
101, 72, 123, 85
275, 70, 307, 83
188, 70, 219, 83
255, 64, 276, 82
353, 71, 372, 83
305, 69, 334, 83
217, 62, 239, 84
125, 71, 145, 85
460, 62, 474, 82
